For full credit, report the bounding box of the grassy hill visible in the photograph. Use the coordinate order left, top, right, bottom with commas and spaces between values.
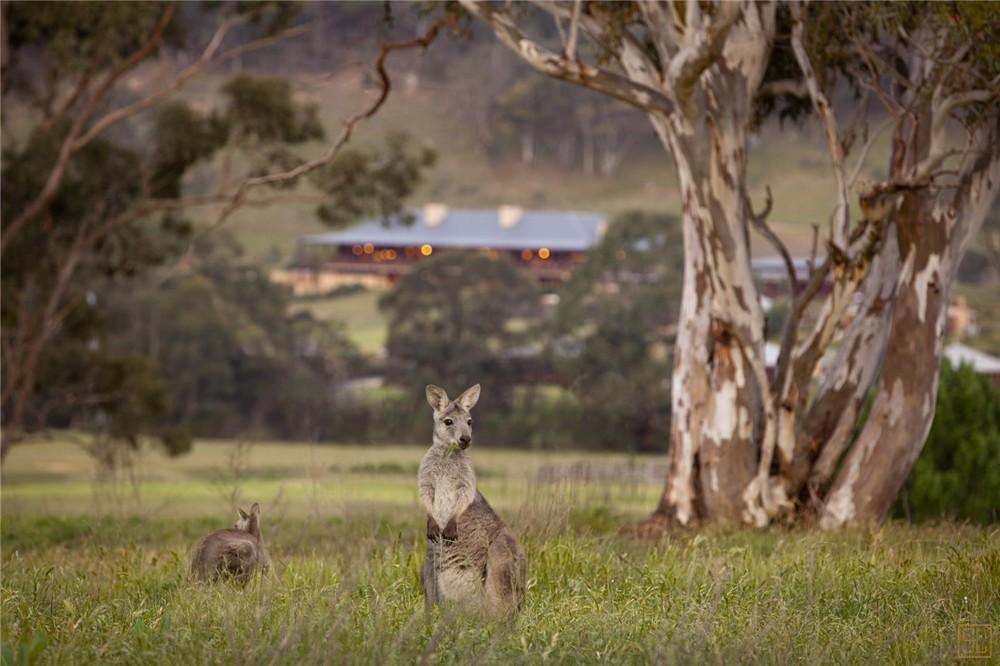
184, 72, 893, 265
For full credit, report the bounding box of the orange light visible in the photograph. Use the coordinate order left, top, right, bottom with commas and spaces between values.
363, 243, 375, 254
385, 249, 397, 260
420, 244, 433, 256
538, 247, 551, 259
521, 249, 533, 261
352, 244, 363, 256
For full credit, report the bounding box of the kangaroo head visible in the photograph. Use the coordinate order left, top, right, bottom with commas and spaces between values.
426, 384, 480, 450
234, 502, 261, 537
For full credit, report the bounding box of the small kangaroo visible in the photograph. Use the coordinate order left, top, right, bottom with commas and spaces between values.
190, 502, 271, 585
418, 384, 526, 619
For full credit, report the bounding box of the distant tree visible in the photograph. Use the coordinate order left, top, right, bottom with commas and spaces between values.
554, 212, 683, 451
379, 253, 539, 407
0, 2, 440, 463
894, 360, 1000, 524
101, 233, 358, 441
488, 76, 647, 175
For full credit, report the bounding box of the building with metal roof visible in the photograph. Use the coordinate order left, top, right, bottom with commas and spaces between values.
303, 206, 607, 252
273, 206, 608, 294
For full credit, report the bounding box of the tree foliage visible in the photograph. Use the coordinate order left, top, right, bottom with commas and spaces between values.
101, 234, 359, 441
222, 74, 324, 144
312, 133, 437, 227
1, 1, 434, 463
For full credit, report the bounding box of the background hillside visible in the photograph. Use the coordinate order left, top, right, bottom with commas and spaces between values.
146, 3, 893, 265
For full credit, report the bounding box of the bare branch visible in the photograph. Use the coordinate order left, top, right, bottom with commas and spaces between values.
566, 0, 582, 61
840, 89, 871, 155
853, 43, 913, 92
205, 16, 454, 234
637, 2, 680, 70
460, 0, 674, 115
45, 66, 96, 125
808, 223, 820, 277
529, 1, 664, 93
668, 1, 741, 115
912, 87, 999, 182
746, 185, 798, 299
72, 24, 309, 151
847, 115, 894, 187
790, 1, 850, 249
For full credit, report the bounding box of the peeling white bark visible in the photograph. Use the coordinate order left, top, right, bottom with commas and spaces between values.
821, 115, 1000, 528
913, 254, 941, 323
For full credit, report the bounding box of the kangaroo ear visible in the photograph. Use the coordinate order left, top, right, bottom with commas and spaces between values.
239, 508, 250, 520
456, 384, 481, 411
250, 502, 260, 516
426, 385, 449, 412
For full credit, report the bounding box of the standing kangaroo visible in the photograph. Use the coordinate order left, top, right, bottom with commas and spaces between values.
190, 502, 271, 585
418, 384, 526, 619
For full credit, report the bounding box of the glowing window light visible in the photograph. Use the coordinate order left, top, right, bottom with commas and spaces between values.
420, 244, 433, 256
363, 243, 375, 254
521, 249, 533, 261
538, 247, 551, 260
352, 245, 363, 256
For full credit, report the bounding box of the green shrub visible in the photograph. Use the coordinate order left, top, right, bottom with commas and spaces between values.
895, 359, 1000, 523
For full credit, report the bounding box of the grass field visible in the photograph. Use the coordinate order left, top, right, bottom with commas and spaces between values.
2, 438, 998, 665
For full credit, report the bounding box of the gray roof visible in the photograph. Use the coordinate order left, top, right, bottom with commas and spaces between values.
303, 209, 607, 252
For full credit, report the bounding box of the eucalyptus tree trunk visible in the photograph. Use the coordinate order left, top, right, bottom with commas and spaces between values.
461, 0, 999, 529
647, 114, 768, 524
822, 136, 1000, 527
462, 0, 778, 526
638, 6, 776, 526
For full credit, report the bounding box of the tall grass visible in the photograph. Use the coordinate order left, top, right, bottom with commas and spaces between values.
2, 441, 998, 664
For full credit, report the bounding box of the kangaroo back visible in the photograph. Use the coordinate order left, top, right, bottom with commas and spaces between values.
190, 503, 269, 585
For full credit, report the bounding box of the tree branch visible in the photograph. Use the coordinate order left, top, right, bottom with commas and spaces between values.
847, 115, 894, 187
790, 1, 850, 250
566, 0, 582, 62
668, 0, 741, 116
458, 1, 674, 115
638, 2, 681, 69
72, 24, 308, 151
911, 87, 999, 183
746, 185, 798, 300
1, 5, 176, 255
204, 15, 454, 234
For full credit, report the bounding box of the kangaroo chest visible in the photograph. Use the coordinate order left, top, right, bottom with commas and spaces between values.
423, 453, 476, 527
434, 473, 474, 520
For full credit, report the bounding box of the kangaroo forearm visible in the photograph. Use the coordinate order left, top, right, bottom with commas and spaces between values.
419, 484, 435, 518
